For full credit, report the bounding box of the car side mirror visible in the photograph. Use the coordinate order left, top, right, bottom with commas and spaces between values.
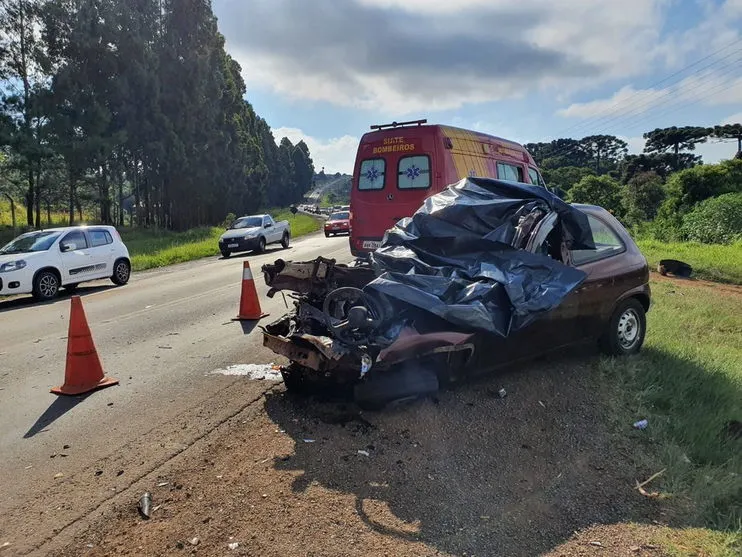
264, 223, 271, 228
60, 242, 76, 252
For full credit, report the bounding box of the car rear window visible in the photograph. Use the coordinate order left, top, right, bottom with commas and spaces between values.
358, 159, 386, 190
398, 155, 431, 189
330, 212, 349, 220
570, 214, 625, 265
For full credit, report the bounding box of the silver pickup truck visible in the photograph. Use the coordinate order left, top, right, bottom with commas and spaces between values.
218, 214, 291, 257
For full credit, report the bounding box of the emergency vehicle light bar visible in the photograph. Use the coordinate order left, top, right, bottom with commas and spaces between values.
370, 119, 428, 131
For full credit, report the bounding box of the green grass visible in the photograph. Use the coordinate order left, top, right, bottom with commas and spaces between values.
652, 526, 741, 556
599, 278, 742, 534
124, 210, 321, 271
637, 238, 742, 285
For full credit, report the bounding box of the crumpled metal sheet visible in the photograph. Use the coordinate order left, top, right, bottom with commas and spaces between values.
364, 178, 593, 337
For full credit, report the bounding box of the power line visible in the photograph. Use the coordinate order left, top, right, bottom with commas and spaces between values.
552, 40, 742, 138
537, 60, 741, 163
585, 56, 742, 135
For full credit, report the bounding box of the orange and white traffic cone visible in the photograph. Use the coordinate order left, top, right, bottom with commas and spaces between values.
51, 296, 119, 396
233, 261, 269, 321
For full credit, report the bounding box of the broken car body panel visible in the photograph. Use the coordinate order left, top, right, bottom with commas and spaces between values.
260, 178, 650, 399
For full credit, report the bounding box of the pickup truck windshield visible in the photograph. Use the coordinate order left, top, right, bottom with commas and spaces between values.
0, 231, 62, 254
230, 217, 263, 229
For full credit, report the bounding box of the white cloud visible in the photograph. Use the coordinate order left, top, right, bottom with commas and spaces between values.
722, 112, 742, 125
558, 72, 742, 120
273, 127, 358, 174
216, 0, 669, 114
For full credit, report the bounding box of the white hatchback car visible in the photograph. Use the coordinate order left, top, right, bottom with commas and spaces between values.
0, 225, 131, 301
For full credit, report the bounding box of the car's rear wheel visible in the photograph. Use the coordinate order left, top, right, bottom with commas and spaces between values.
111, 259, 131, 286
221, 250, 231, 259
599, 298, 646, 356
281, 232, 290, 249
33, 270, 60, 301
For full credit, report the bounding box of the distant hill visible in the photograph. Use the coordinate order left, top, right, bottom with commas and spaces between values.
305, 172, 352, 206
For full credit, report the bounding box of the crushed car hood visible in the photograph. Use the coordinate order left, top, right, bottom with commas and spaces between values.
364, 177, 595, 337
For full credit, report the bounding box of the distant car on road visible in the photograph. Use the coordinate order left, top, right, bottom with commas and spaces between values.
0, 225, 131, 302
324, 211, 350, 237
219, 214, 291, 258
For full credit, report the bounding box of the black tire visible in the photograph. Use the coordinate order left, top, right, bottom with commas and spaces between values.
324, 232, 330, 238
281, 232, 290, 249
33, 270, 60, 301
221, 250, 231, 258
599, 298, 646, 356
111, 259, 131, 286
255, 236, 266, 253
64, 283, 79, 293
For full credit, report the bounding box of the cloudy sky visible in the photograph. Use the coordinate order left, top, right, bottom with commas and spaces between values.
212, 0, 742, 173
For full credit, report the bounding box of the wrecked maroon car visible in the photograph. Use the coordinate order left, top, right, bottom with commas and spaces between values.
260, 178, 650, 409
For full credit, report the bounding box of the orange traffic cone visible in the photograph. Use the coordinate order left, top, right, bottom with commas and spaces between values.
233, 261, 269, 321
51, 296, 119, 396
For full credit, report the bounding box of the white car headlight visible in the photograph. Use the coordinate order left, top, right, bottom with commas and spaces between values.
0, 260, 27, 273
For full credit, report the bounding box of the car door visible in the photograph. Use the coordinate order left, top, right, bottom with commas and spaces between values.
567, 213, 628, 341
58, 229, 93, 284
86, 228, 116, 279
263, 216, 279, 243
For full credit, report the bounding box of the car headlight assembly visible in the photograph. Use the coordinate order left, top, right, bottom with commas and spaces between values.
0, 260, 27, 273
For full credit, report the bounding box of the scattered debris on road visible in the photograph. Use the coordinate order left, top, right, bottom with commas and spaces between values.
633, 419, 649, 430
208, 363, 282, 380
138, 492, 152, 519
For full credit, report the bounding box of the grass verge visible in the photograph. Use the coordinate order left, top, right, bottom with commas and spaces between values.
637, 238, 742, 285
124, 210, 321, 272
598, 278, 741, 548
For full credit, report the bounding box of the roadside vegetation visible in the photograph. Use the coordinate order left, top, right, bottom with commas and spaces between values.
637, 238, 742, 285
598, 278, 741, 551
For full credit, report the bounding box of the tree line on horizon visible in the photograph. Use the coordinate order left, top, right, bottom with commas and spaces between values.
0, 0, 315, 231
524, 125, 742, 245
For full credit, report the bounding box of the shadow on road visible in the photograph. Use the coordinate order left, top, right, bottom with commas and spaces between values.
263, 351, 663, 557
0, 284, 115, 315
23, 394, 92, 438
219, 246, 290, 261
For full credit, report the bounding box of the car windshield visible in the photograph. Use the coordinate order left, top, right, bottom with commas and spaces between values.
329, 212, 349, 221
0, 231, 62, 255
230, 217, 263, 229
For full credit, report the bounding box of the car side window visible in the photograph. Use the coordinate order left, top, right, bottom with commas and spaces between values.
527, 167, 540, 185
60, 230, 88, 251
89, 229, 113, 247
570, 215, 625, 266
497, 162, 526, 183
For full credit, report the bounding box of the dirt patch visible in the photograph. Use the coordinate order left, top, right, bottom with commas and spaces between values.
43, 350, 670, 557
650, 272, 742, 297
545, 523, 672, 556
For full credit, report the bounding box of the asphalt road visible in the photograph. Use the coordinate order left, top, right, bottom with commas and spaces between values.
0, 232, 352, 554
